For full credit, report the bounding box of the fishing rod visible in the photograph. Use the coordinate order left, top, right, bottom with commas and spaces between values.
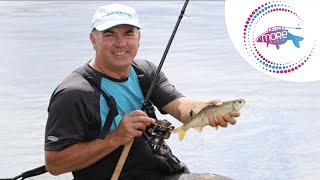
142, 0, 189, 107
0, 165, 47, 180
111, 0, 190, 179
141, 0, 228, 105
142, 0, 225, 107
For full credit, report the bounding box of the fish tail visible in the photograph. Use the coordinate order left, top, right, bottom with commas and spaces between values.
172, 127, 186, 141
288, 32, 304, 48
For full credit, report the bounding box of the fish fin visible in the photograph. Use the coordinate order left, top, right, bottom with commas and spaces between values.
194, 126, 203, 133
191, 102, 209, 117
292, 40, 300, 48
189, 109, 194, 118
288, 33, 304, 48
292, 37, 304, 48
185, 103, 206, 118
172, 127, 186, 141
189, 104, 198, 118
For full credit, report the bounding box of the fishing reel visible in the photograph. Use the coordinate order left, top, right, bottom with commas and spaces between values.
144, 119, 175, 153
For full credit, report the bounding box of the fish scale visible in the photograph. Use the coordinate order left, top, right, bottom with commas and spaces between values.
172, 99, 245, 141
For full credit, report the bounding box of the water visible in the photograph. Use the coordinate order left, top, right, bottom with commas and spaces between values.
0, 1, 319, 179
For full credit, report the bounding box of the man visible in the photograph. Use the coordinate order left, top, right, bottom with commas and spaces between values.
44, 3, 241, 180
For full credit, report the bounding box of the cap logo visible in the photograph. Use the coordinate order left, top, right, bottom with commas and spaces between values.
103, 11, 133, 19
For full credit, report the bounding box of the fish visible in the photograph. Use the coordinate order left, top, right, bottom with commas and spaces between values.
255, 26, 304, 50
172, 99, 245, 141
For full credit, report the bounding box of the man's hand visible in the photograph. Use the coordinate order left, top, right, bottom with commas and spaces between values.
206, 99, 241, 129
110, 110, 156, 145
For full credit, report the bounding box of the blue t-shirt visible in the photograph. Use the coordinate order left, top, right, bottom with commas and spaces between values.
100, 66, 144, 131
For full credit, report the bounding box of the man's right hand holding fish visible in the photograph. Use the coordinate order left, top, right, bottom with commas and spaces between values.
162, 97, 245, 141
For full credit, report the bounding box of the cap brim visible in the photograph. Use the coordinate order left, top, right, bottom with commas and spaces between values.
94, 20, 141, 31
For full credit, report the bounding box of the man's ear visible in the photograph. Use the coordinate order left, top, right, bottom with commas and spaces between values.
90, 32, 97, 51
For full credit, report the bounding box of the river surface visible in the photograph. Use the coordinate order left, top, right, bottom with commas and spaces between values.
0, 1, 319, 180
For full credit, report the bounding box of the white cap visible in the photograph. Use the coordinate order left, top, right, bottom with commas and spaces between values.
91, 3, 142, 31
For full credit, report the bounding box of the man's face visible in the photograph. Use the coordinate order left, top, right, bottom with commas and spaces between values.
91, 25, 140, 70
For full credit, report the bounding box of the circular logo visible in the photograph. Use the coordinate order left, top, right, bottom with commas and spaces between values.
225, 0, 320, 82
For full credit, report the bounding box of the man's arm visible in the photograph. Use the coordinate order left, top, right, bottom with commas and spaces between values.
162, 97, 240, 128
45, 110, 155, 175
45, 134, 119, 175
